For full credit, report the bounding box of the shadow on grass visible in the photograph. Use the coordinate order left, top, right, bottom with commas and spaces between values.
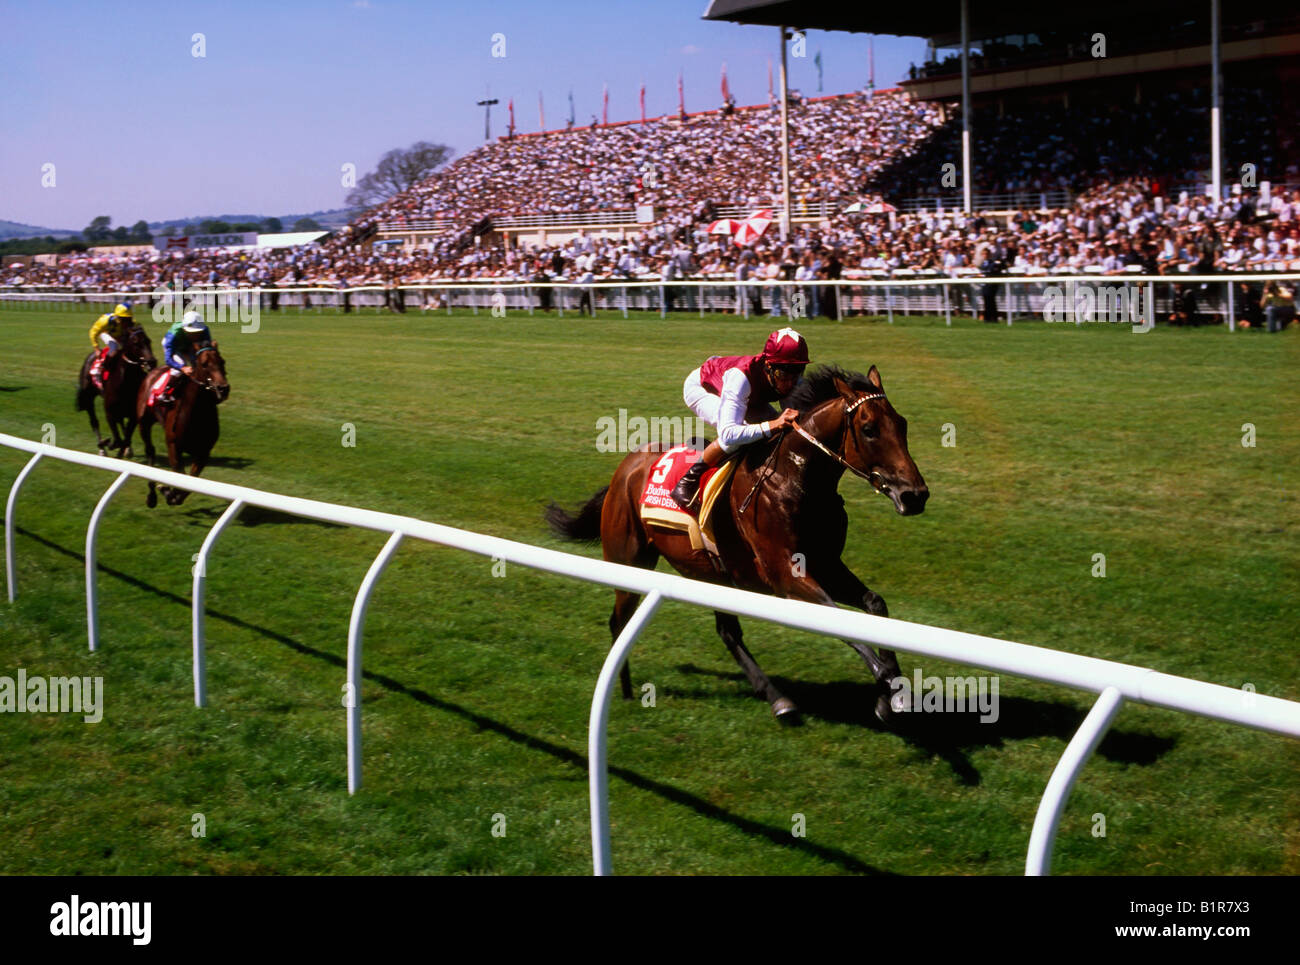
204, 455, 256, 470
180, 504, 346, 529
0, 386, 28, 392
14, 525, 889, 875
675, 664, 1177, 787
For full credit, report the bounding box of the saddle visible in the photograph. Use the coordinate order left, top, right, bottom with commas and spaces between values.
639, 445, 738, 559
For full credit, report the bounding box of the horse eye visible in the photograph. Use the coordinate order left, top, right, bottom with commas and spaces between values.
861, 422, 878, 440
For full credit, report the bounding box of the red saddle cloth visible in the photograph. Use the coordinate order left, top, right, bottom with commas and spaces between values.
88, 353, 107, 390
145, 370, 174, 408
640, 445, 723, 518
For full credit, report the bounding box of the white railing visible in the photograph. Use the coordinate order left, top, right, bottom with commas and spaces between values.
5, 274, 1300, 332
3, 432, 1298, 875
376, 219, 456, 233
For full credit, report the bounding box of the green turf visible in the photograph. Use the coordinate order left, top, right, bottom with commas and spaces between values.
0, 302, 1297, 875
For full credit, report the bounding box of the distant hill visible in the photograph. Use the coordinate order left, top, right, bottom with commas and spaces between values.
0, 207, 358, 245
0, 220, 77, 241
147, 208, 358, 232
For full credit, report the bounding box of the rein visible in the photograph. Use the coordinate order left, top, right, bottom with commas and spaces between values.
790, 392, 887, 490
738, 391, 887, 514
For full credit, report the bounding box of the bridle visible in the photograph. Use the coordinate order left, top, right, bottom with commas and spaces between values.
120, 328, 154, 369
191, 345, 227, 395
789, 392, 889, 492
738, 391, 889, 514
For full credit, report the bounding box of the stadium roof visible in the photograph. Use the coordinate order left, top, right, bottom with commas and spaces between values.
702, 0, 1299, 42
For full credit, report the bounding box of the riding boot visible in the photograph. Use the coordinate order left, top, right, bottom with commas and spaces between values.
671, 458, 708, 510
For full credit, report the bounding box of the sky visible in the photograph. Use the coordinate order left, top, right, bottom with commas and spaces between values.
0, 0, 926, 230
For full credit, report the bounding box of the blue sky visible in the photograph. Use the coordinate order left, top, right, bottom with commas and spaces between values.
0, 0, 925, 229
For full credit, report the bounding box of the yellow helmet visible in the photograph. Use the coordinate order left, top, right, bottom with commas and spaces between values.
113, 303, 133, 319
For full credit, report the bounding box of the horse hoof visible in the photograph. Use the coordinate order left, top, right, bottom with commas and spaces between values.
772, 697, 799, 720
889, 688, 910, 715
98, 448, 107, 457
146, 490, 157, 508
122, 447, 133, 459
875, 690, 908, 726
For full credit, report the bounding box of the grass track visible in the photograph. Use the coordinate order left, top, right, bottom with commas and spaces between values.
0, 304, 1297, 875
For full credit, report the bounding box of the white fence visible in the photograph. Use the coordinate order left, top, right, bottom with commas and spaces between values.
3, 433, 1299, 875
4, 273, 1300, 332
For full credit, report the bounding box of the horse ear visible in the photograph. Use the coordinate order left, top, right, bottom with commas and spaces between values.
867, 365, 883, 390
832, 375, 855, 399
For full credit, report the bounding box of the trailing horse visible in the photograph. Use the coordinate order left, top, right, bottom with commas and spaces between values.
546, 364, 928, 724
75, 326, 156, 457
136, 343, 230, 507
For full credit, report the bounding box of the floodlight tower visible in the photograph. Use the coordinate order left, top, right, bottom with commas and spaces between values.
476, 92, 499, 142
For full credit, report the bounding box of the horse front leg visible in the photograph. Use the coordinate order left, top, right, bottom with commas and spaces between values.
815, 560, 908, 718
769, 565, 902, 724
118, 412, 138, 459
171, 450, 209, 505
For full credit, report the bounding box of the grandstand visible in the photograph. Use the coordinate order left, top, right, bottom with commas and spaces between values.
3, 4, 1298, 301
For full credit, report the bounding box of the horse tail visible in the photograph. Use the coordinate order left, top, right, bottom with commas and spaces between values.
544, 486, 607, 542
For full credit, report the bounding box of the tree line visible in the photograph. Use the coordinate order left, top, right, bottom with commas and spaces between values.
1, 216, 326, 257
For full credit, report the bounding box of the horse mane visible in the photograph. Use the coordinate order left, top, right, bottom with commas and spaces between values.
784, 364, 879, 415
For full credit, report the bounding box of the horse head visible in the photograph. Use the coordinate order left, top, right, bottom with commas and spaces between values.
193, 342, 230, 403
791, 364, 929, 516
124, 326, 156, 371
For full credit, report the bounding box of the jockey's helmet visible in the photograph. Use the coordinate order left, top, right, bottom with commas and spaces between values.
761, 327, 810, 367
113, 303, 133, 320
181, 311, 208, 334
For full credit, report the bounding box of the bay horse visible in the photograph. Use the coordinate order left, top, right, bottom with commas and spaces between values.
136, 342, 230, 507
546, 364, 928, 724
75, 326, 157, 457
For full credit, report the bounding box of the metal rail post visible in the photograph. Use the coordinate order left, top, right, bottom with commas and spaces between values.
347, 532, 404, 795
589, 590, 663, 876
5, 453, 43, 603
85, 471, 131, 651
1026, 686, 1125, 875
192, 499, 245, 707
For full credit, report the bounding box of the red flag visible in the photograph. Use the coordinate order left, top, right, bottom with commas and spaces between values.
508, 98, 515, 135
602, 83, 608, 125
639, 83, 646, 123
721, 62, 730, 103
678, 72, 684, 116
538, 91, 545, 130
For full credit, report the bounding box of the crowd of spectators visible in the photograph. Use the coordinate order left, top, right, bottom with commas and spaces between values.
4, 86, 1298, 298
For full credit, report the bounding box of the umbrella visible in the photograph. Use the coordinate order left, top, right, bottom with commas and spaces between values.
865, 201, 898, 213
843, 201, 867, 213
733, 209, 774, 247
708, 219, 742, 236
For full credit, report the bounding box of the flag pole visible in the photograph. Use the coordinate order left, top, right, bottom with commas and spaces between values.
778, 26, 791, 241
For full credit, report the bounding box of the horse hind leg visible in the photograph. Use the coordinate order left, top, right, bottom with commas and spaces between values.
714, 612, 798, 720
140, 418, 158, 508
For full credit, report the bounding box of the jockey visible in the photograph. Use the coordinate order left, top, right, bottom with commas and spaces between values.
153, 310, 210, 405
670, 327, 809, 510
87, 303, 135, 381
